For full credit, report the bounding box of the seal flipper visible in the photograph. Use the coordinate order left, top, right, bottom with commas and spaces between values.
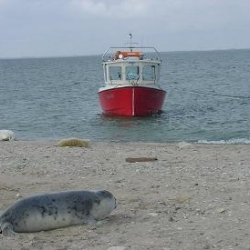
1, 222, 18, 237
84, 217, 96, 225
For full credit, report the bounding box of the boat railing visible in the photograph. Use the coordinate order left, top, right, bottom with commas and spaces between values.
102, 46, 161, 62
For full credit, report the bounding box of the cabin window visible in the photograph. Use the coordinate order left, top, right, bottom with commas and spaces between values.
126, 66, 140, 80
142, 65, 156, 81
109, 66, 122, 80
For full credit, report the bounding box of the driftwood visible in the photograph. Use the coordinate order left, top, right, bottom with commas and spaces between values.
125, 157, 158, 163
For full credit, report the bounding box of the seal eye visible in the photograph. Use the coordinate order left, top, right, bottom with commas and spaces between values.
94, 198, 100, 204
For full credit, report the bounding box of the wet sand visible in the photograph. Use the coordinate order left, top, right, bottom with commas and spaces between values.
1, 140, 250, 250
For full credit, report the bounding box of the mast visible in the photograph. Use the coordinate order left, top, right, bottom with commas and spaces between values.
129, 33, 133, 52
128, 32, 138, 52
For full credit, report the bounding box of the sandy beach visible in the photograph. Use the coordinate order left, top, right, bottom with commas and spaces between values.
1, 140, 250, 250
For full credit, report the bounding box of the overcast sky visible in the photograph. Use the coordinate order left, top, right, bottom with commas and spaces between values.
0, 0, 250, 58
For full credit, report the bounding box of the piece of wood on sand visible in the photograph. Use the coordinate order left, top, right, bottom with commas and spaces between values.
125, 157, 158, 163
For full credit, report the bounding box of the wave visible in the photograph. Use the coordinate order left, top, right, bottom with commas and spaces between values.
198, 138, 250, 144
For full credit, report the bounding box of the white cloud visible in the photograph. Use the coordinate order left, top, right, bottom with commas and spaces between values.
71, 0, 153, 18
70, 0, 250, 30
0, 0, 8, 5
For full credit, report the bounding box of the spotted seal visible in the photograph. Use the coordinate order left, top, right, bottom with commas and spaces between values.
0, 190, 116, 236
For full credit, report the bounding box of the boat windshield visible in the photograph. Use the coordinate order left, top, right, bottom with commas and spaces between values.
125, 66, 140, 80
142, 65, 156, 81
109, 66, 122, 80
104, 61, 159, 84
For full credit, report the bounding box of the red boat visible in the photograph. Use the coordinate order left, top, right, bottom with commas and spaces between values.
98, 38, 166, 117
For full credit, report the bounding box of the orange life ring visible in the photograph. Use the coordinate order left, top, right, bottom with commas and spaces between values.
121, 51, 141, 58
114, 51, 142, 59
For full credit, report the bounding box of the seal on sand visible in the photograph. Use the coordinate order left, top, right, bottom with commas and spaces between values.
0, 130, 15, 141
0, 190, 116, 236
57, 138, 89, 147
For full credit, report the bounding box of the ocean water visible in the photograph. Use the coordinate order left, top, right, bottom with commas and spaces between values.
1, 49, 250, 143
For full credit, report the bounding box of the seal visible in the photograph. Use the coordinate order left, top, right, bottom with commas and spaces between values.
57, 138, 89, 147
0, 130, 15, 141
0, 190, 116, 236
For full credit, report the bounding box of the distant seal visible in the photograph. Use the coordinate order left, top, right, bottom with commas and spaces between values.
0, 130, 15, 141
0, 190, 116, 236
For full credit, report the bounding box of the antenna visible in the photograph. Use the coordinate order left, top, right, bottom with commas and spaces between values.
126, 32, 138, 51
129, 32, 133, 51
129, 32, 132, 44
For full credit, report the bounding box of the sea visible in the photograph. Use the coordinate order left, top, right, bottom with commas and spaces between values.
1, 49, 250, 144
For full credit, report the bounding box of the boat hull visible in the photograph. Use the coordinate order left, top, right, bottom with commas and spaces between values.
98, 86, 166, 117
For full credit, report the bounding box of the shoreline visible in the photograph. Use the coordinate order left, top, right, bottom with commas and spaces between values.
4, 134, 250, 145
1, 141, 250, 249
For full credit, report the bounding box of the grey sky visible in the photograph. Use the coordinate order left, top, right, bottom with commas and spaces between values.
0, 0, 250, 58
